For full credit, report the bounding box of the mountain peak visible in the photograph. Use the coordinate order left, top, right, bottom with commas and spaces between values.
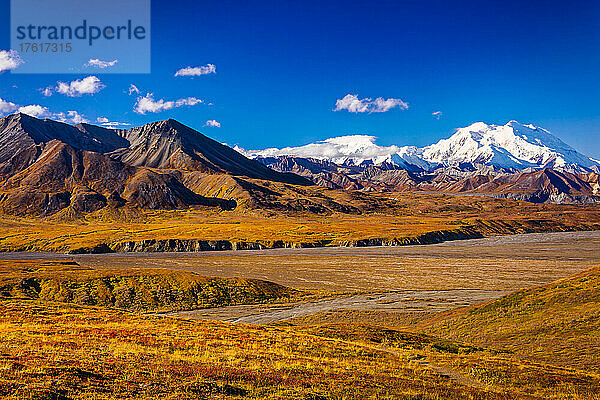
421, 120, 600, 170
159, 118, 184, 127
240, 134, 403, 167
323, 135, 378, 146
0, 113, 129, 163
1, 112, 47, 127
9, 112, 35, 120
135, 118, 187, 131
462, 121, 491, 131
107, 118, 310, 184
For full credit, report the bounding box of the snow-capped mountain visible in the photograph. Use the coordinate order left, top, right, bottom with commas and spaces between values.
421, 121, 598, 170
238, 121, 600, 172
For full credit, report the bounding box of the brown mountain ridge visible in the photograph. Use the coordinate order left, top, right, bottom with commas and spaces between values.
258, 155, 600, 204
0, 114, 374, 218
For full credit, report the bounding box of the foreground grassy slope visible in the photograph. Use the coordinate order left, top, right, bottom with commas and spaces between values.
0, 261, 296, 312
3, 299, 600, 399
422, 266, 600, 371
1, 191, 600, 252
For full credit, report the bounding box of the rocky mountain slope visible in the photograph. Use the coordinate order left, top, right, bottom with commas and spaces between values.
0, 113, 311, 217
257, 157, 600, 204
108, 119, 308, 184
0, 139, 237, 217
0, 114, 130, 164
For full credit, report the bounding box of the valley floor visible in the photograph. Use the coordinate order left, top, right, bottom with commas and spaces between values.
4, 229, 599, 291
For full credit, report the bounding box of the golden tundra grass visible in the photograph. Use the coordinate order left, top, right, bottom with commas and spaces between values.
2, 298, 600, 399
35, 229, 600, 294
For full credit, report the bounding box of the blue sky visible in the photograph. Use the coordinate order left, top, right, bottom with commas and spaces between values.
1, 0, 599, 157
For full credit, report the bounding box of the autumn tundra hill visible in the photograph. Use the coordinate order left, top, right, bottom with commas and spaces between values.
0, 260, 298, 312
420, 264, 600, 372
1, 189, 600, 253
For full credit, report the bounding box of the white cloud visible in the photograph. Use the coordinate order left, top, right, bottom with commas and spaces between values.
101, 121, 131, 127
134, 93, 203, 114
175, 64, 216, 77
56, 76, 105, 97
204, 119, 221, 128
85, 59, 118, 68
18, 105, 51, 118
40, 86, 53, 96
0, 50, 24, 73
128, 84, 140, 95
18, 105, 87, 124
43, 110, 89, 124
333, 94, 408, 113
64, 110, 89, 124
0, 96, 92, 125
0, 97, 50, 118
432, 111, 442, 119
0, 98, 18, 113
96, 116, 131, 127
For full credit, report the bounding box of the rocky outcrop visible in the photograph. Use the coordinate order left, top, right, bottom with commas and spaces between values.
343, 228, 484, 247
256, 156, 364, 190
65, 221, 600, 254
70, 238, 337, 253
488, 192, 600, 205
108, 239, 334, 253
258, 152, 600, 204
67, 243, 114, 254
